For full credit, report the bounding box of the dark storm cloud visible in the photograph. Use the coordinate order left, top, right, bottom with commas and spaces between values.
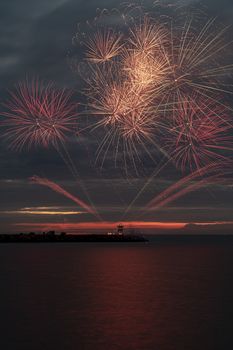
0, 0, 75, 88
0, 0, 127, 90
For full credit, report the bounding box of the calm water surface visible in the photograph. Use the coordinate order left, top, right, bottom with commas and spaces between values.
0, 242, 233, 350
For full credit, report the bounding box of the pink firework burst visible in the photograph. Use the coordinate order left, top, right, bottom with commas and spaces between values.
164, 95, 233, 171
1, 79, 78, 151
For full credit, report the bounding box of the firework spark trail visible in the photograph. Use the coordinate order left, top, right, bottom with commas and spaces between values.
160, 16, 233, 106
146, 174, 222, 211
30, 176, 99, 218
124, 17, 170, 96
121, 160, 220, 219
146, 161, 232, 215
145, 163, 221, 210
139, 164, 232, 217
121, 157, 170, 219
128, 16, 167, 55
126, 165, 232, 221
123, 49, 168, 91
84, 28, 124, 64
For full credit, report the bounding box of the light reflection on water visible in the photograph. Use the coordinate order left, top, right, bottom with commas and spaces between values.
0, 243, 233, 350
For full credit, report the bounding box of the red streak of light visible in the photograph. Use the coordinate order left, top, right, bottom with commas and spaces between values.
30, 176, 98, 218
146, 163, 219, 209
147, 175, 220, 211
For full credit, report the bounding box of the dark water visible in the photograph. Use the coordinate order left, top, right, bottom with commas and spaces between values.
0, 242, 233, 350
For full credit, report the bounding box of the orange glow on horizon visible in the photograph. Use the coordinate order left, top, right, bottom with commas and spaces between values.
15, 221, 186, 232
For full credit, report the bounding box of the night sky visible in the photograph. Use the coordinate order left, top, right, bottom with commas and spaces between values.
0, 0, 232, 234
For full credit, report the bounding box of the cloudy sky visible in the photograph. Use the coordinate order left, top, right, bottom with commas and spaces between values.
0, 0, 232, 233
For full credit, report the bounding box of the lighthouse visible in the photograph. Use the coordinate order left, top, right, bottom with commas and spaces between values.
117, 224, 124, 235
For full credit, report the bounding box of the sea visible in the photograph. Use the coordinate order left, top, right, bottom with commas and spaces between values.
0, 240, 233, 350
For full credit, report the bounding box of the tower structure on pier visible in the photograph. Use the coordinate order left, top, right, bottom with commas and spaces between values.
117, 224, 124, 235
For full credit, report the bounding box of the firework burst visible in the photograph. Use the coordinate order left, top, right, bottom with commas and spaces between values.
83, 28, 124, 64
71, 3, 233, 175
123, 48, 168, 91
128, 16, 167, 55
164, 95, 233, 171
88, 79, 157, 167
1, 79, 78, 151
